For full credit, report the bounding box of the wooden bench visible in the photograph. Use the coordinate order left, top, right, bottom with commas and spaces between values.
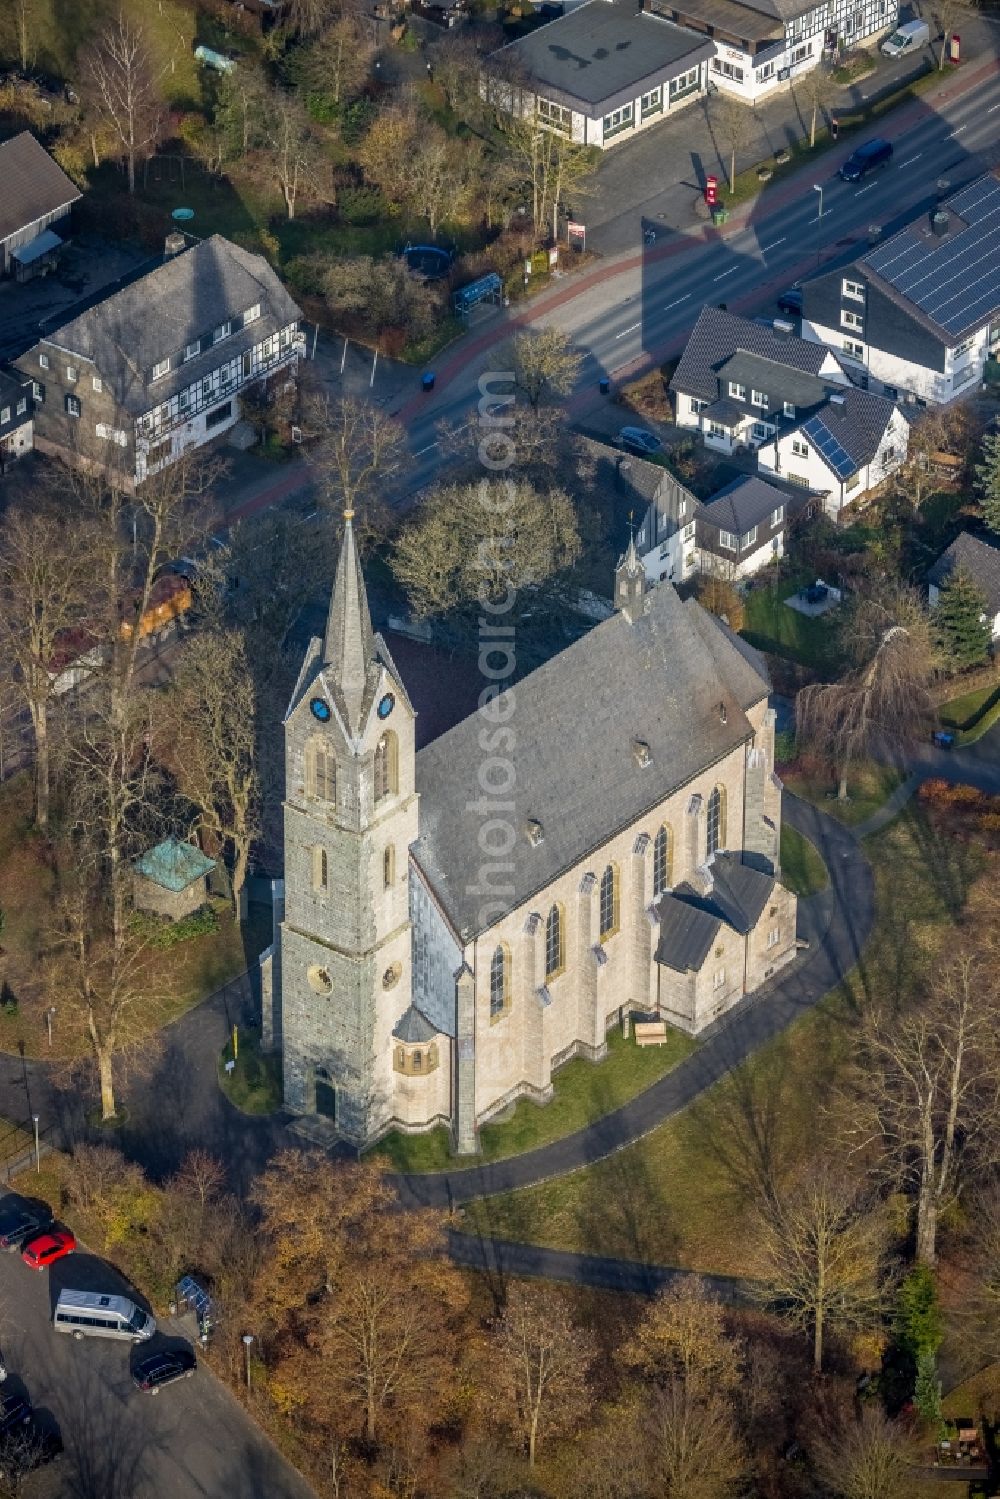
634, 1021, 668, 1047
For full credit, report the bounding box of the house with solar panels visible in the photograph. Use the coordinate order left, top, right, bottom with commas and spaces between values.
800, 174, 1000, 406
757, 385, 908, 518
670, 306, 852, 458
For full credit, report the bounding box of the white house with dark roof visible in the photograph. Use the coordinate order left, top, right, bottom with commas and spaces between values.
262, 518, 798, 1150
800, 174, 1000, 405
488, 0, 714, 148
671, 305, 851, 455
928, 532, 1000, 640
14, 233, 304, 486
0, 367, 34, 469
757, 385, 908, 516
0, 131, 81, 280
574, 435, 701, 585
696, 475, 794, 578
647, 0, 896, 99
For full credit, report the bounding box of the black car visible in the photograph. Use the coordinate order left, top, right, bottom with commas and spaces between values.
133, 1349, 197, 1394
776, 287, 803, 317
839, 137, 893, 182
0, 1204, 48, 1251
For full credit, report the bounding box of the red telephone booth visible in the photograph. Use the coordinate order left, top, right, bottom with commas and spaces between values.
949, 32, 960, 63
705, 174, 718, 207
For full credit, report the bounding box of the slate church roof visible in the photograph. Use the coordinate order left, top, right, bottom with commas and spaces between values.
654, 851, 775, 971
413, 582, 770, 940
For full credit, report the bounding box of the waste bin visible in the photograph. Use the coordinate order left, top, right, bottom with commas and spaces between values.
421, 371, 436, 392
599, 377, 610, 395
711, 205, 729, 226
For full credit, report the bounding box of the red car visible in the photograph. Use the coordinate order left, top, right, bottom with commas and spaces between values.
21, 1229, 75, 1271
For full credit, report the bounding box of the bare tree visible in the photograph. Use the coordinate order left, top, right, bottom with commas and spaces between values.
796, 65, 835, 148
897, 401, 975, 511
501, 327, 583, 409
0, 505, 96, 830
490, 1283, 595, 1468
494, 97, 595, 236
642, 1379, 748, 1499
259, 87, 326, 220
290, 14, 375, 109
5, 0, 41, 73
285, 0, 341, 36
797, 584, 938, 799
83, 14, 166, 194
166, 629, 260, 914
302, 390, 408, 534
750, 1164, 892, 1371
849, 950, 1000, 1265
812, 1406, 914, 1499
715, 95, 754, 193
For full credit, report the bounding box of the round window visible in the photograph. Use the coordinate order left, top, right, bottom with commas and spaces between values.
308, 965, 333, 995
382, 962, 402, 990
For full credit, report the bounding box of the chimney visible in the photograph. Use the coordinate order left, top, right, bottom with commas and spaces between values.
830, 393, 846, 406
931, 209, 949, 238
164, 232, 186, 258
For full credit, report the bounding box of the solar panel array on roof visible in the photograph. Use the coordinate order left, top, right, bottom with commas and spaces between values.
863, 175, 1000, 339
801, 415, 856, 479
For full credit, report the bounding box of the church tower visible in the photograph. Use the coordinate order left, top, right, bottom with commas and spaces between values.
277, 512, 417, 1145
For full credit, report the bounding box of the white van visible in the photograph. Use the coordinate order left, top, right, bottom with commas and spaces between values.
881, 18, 930, 56
53, 1290, 156, 1343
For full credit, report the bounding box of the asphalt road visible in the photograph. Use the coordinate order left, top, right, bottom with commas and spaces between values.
0, 1193, 315, 1499
397, 58, 1000, 488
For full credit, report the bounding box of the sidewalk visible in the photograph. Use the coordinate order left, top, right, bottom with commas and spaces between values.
585, 6, 1000, 253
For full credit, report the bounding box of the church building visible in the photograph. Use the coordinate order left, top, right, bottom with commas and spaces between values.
260, 515, 798, 1152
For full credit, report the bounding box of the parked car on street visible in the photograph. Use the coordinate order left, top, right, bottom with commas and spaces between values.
21, 1228, 75, 1271
617, 427, 663, 456
0, 1204, 49, 1252
132, 1349, 197, 1394
776, 287, 803, 316
839, 137, 894, 182
881, 18, 929, 56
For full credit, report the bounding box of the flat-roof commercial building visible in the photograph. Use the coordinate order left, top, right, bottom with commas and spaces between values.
491, 0, 714, 148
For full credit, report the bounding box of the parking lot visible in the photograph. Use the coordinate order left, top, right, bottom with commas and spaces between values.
0, 1190, 315, 1499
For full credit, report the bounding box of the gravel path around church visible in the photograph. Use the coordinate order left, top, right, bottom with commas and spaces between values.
395, 793, 873, 1212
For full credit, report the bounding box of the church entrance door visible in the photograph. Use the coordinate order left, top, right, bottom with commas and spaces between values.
315, 1072, 337, 1120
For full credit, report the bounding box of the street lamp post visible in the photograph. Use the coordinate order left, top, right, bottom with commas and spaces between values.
242, 1333, 254, 1390
813, 183, 824, 220
32, 1115, 39, 1174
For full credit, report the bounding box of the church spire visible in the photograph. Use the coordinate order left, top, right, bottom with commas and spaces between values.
323, 509, 375, 732
615, 534, 646, 624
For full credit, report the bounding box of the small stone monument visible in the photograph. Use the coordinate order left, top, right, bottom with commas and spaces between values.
133, 838, 216, 923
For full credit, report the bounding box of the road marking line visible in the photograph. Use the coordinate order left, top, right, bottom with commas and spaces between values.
989, 104, 1000, 113
615, 321, 642, 339
414, 442, 439, 455
898, 153, 922, 166
713, 266, 738, 281
761, 237, 786, 252
663, 295, 690, 309
856, 182, 877, 194
952, 124, 968, 134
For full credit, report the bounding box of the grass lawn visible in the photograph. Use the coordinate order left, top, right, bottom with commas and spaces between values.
938, 681, 1000, 744
782, 760, 906, 829
461, 798, 984, 1273
374, 1024, 697, 1173
0, 774, 268, 1058
779, 822, 828, 897
741, 580, 839, 671
218, 1030, 283, 1115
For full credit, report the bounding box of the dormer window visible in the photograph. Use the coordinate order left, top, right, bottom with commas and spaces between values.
751, 389, 768, 409
783, 402, 795, 418
526, 819, 544, 847
243, 304, 261, 326
213, 321, 232, 344
632, 740, 652, 768
184, 340, 201, 362
728, 381, 746, 400
152, 357, 170, 381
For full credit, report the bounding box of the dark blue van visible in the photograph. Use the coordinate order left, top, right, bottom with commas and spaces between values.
839, 138, 893, 182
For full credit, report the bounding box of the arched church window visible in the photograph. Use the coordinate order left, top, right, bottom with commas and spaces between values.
707, 785, 726, 857
599, 864, 620, 940
653, 825, 673, 897
374, 732, 398, 803
312, 846, 328, 892
545, 904, 565, 981
307, 740, 337, 803
490, 944, 511, 1018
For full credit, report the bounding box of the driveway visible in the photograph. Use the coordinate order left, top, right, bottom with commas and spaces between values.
0, 1193, 315, 1499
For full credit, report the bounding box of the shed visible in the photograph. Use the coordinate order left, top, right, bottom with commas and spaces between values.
133, 838, 217, 922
